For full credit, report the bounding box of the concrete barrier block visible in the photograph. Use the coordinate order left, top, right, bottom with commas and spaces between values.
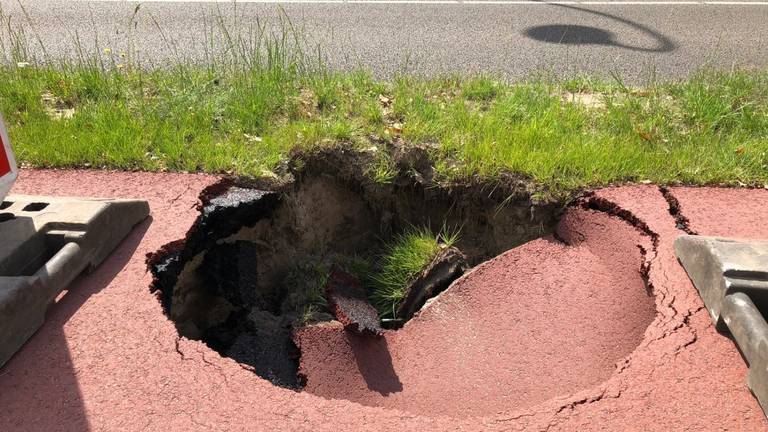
0, 194, 149, 366
675, 235, 768, 417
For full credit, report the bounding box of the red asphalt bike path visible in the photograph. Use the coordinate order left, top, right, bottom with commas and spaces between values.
1, 169, 767, 431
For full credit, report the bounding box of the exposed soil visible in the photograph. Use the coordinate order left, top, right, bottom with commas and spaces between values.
147, 147, 562, 392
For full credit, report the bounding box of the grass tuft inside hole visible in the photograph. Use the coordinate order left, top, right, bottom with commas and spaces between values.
371, 226, 459, 320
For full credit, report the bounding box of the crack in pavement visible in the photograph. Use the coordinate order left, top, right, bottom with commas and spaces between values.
537, 186, 705, 429
659, 186, 698, 235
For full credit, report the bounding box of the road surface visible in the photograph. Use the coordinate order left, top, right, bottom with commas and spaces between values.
2, 0, 768, 80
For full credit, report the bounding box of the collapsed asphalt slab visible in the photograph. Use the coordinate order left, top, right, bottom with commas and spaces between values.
324, 268, 383, 337
297, 206, 657, 417
1, 170, 767, 431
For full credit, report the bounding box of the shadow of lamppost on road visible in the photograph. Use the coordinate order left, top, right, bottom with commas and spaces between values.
523, 4, 677, 53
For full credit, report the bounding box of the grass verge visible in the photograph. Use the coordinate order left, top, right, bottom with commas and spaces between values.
2, 64, 767, 196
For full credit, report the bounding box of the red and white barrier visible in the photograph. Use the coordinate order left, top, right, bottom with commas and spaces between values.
0, 113, 17, 202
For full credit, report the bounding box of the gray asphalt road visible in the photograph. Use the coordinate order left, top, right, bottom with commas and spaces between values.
2, 0, 768, 80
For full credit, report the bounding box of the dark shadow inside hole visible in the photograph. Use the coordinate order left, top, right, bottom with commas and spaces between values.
348, 333, 403, 396
0, 213, 15, 223
0, 201, 12, 210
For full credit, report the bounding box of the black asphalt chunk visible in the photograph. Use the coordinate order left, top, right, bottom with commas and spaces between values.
397, 246, 468, 322
185, 186, 279, 259
325, 268, 383, 337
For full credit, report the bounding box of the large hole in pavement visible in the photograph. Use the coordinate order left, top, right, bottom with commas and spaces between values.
147, 148, 656, 417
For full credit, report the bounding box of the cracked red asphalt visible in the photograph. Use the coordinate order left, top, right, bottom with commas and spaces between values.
1, 170, 767, 431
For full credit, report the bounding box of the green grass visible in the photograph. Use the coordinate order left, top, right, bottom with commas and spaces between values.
2, 64, 767, 195
370, 227, 458, 319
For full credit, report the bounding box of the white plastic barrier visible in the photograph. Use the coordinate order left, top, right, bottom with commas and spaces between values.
0, 113, 17, 203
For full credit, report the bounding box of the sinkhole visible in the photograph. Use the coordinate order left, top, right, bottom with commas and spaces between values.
147, 149, 656, 418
